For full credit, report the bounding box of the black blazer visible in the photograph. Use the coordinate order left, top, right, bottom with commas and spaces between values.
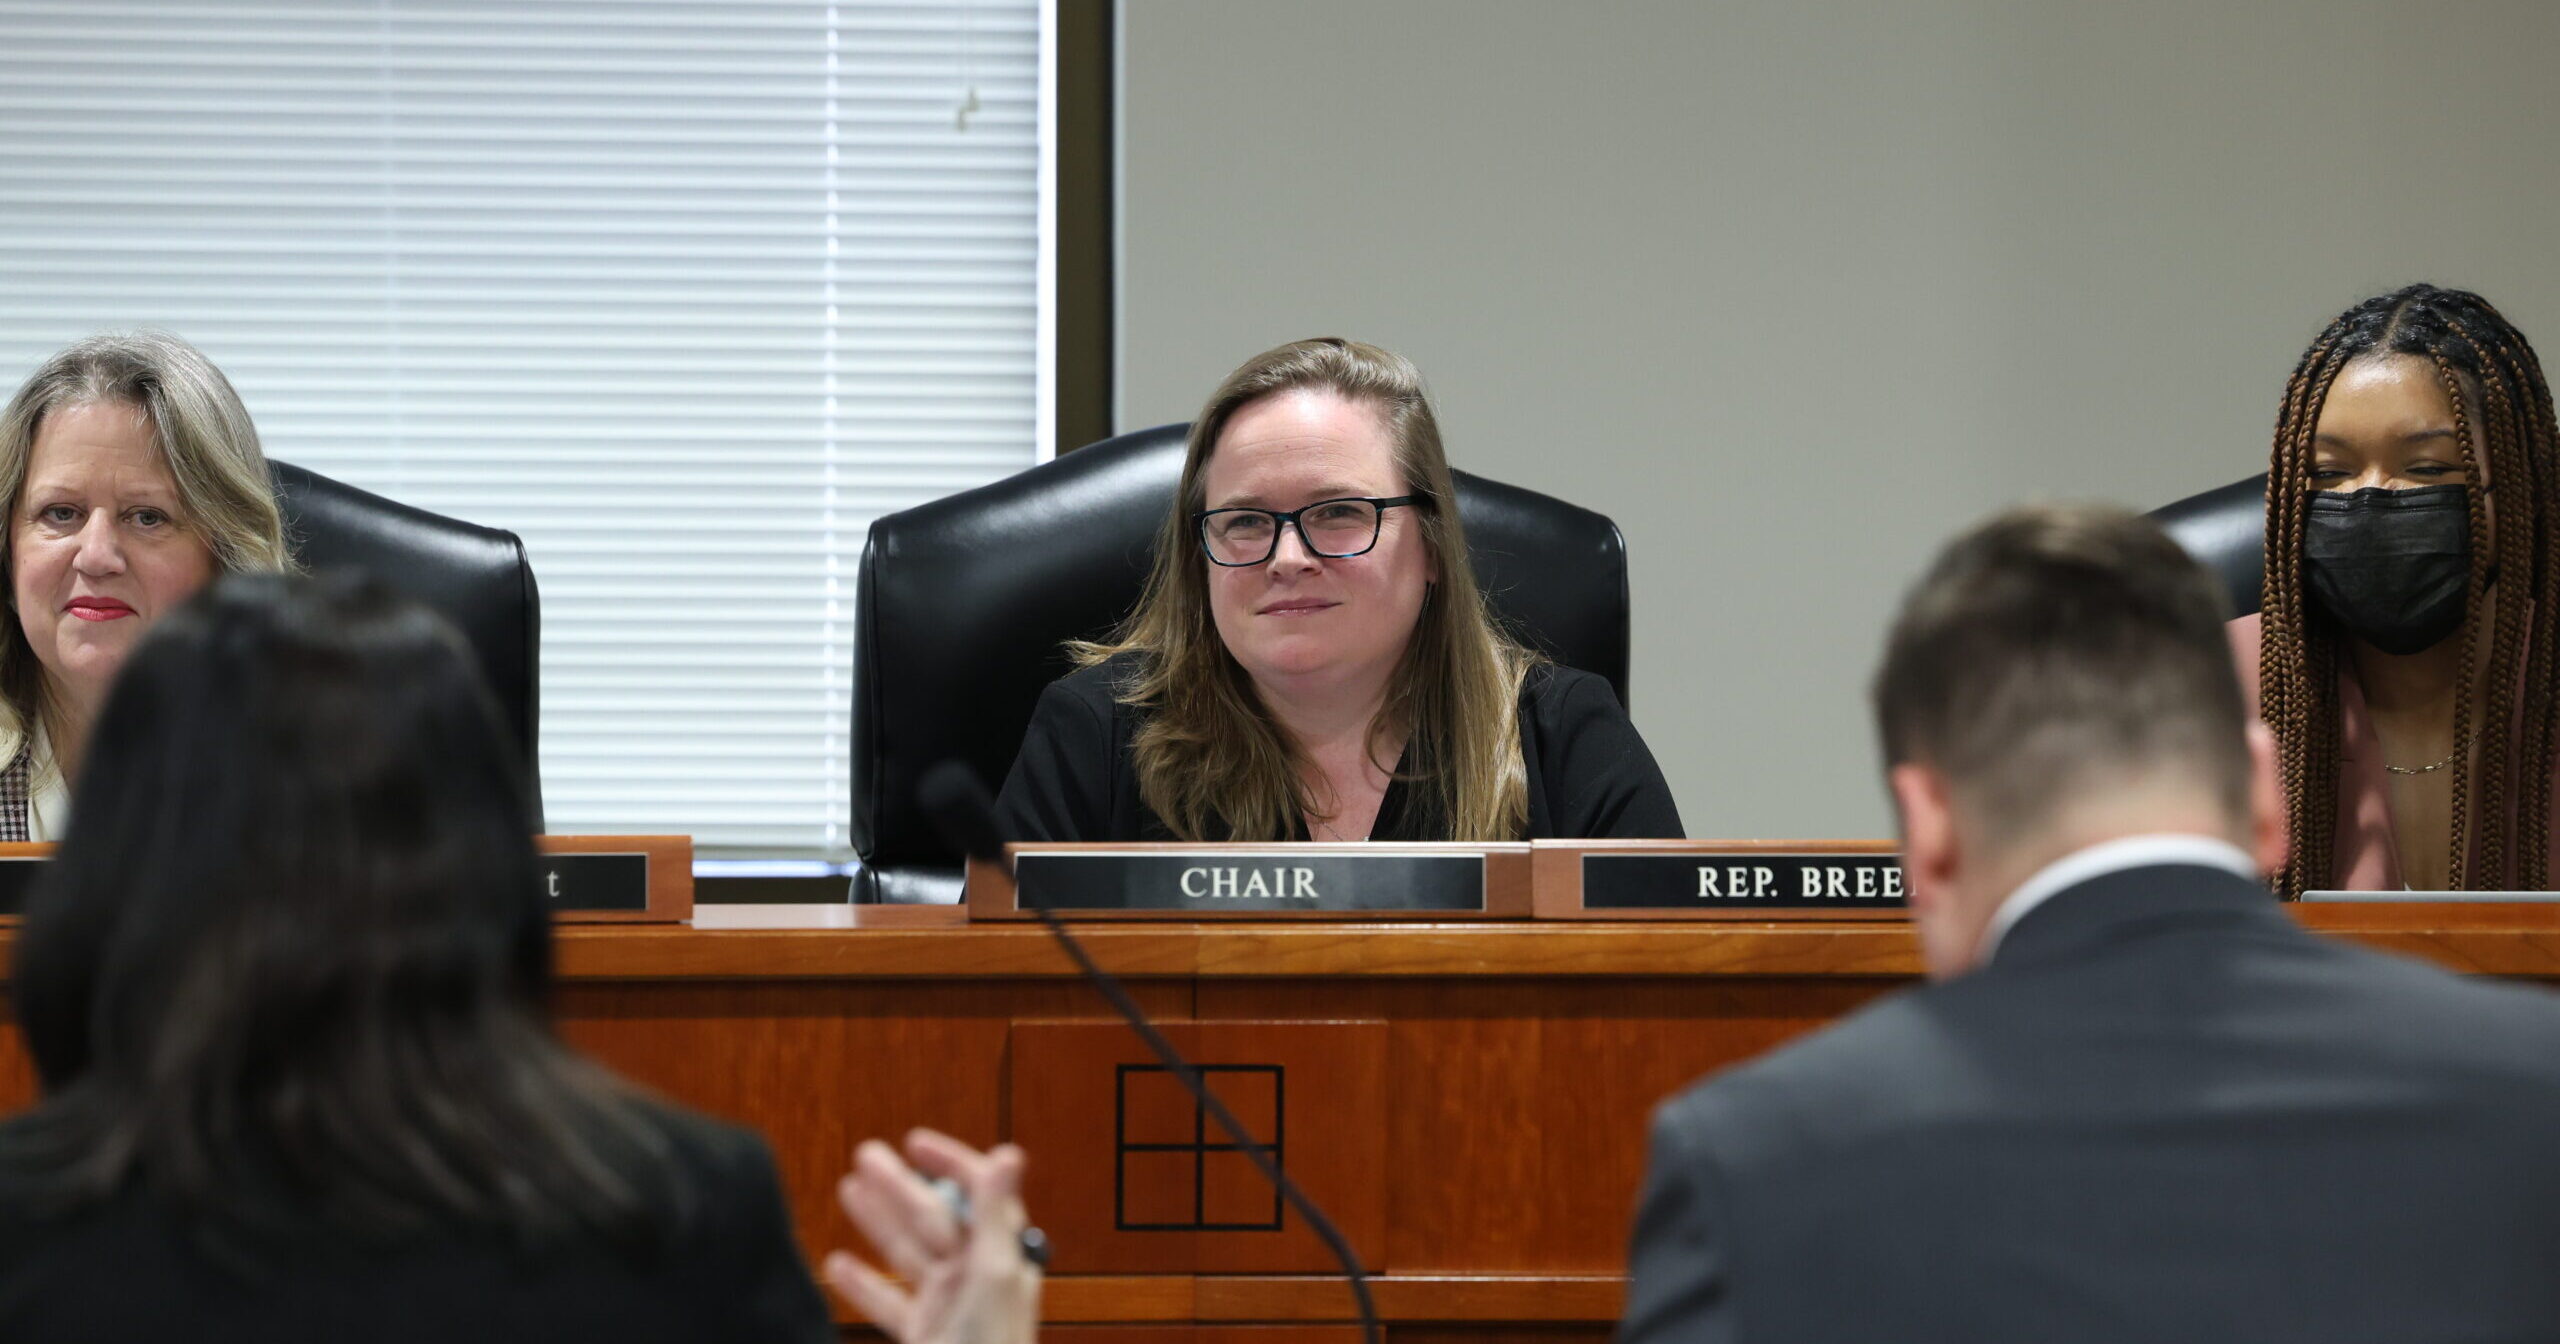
994, 658, 1683, 842
1621, 862, 2560, 1344
0, 1110, 832, 1344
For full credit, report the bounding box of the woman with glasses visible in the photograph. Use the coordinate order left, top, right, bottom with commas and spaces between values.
994, 337, 1680, 843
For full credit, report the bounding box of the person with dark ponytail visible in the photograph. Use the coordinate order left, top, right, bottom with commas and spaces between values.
2238, 283, 2560, 895
0, 573, 831, 1342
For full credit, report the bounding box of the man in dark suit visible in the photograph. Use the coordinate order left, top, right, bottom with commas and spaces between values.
1620, 504, 2560, 1343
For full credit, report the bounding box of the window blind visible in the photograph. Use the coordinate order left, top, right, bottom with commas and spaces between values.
0, 0, 1050, 857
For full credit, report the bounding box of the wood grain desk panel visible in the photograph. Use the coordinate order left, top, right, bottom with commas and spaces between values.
1010, 1019, 1391, 1274
1192, 976, 1894, 1275
0, 909, 2552, 1337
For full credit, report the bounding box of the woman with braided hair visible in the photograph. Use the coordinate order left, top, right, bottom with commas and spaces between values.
2234, 284, 2560, 895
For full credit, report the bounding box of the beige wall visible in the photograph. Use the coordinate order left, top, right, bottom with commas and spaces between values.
1115, 0, 2560, 838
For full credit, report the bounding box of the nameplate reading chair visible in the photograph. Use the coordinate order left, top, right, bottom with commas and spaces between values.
851, 423, 1635, 905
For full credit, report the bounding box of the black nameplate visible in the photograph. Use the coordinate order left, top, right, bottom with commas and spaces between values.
0, 856, 44, 916
1584, 853, 1906, 910
1015, 851, 1486, 912
541, 852, 651, 912
0, 853, 648, 917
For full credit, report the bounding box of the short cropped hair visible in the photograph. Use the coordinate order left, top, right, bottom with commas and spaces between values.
1871, 504, 2250, 848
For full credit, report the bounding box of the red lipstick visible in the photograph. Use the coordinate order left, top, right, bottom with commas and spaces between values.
65, 597, 134, 622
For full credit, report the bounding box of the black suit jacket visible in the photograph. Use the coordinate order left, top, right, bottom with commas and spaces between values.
1621, 862, 2560, 1343
0, 1108, 832, 1344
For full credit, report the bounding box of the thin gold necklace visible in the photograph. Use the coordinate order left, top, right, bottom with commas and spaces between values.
2385, 748, 2459, 777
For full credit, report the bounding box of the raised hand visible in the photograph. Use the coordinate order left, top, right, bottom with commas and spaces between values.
826, 1129, 1042, 1344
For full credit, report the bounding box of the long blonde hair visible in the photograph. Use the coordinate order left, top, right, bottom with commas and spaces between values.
1078, 338, 1537, 841
0, 331, 293, 752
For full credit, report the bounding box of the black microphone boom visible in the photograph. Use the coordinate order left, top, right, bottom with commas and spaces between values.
917, 761, 1382, 1344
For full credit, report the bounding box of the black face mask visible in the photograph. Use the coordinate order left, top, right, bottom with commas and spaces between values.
2302, 483, 2472, 655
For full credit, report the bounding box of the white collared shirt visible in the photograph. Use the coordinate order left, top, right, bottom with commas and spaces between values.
1975, 833, 2259, 966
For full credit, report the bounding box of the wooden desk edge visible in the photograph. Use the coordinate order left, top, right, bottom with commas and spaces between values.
454, 915, 2560, 983
542, 924, 1926, 980
3, 910, 2557, 982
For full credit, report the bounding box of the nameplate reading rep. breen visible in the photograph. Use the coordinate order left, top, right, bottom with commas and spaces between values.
1583, 853, 1908, 910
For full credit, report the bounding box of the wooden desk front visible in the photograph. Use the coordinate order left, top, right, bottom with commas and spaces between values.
2, 910, 2554, 1340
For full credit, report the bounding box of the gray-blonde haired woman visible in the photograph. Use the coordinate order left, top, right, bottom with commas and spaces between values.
995, 337, 1681, 843
0, 331, 290, 838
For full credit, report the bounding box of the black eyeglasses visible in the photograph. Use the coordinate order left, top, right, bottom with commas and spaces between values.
1193, 495, 1423, 567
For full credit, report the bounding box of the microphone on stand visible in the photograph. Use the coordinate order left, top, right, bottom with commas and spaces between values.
917, 761, 1381, 1344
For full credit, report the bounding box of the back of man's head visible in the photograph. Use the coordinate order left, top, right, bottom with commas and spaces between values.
1872, 504, 2256, 938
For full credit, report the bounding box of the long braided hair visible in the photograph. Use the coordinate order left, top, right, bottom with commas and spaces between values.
2261, 285, 2560, 896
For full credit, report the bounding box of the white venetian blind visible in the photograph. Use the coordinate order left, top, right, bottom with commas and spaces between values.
0, 0, 1048, 857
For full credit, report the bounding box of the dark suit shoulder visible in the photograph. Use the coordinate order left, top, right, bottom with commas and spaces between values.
1520, 660, 1597, 698
2280, 931, 2560, 1079
1518, 662, 1626, 729
1636, 874, 2560, 1342
1666, 906, 2560, 1174
995, 655, 1154, 843
1041, 653, 1150, 713
1516, 663, 1683, 839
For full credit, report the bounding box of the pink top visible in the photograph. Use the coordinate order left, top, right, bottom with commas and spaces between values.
2229, 612, 2560, 890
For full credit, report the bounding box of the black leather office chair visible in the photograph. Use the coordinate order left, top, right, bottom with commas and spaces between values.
850, 423, 1632, 905
273, 460, 543, 825
2151, 473, 2267, 618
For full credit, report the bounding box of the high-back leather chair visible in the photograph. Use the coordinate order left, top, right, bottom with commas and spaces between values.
274, 460, 543, 825
2151, 474, 2267, 617
851, 423, 1633, 904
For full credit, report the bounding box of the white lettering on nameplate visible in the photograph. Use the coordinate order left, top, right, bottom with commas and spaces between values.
1694, 864, 1904, 900
1696, 865, 1779, 898
1584, 853, 1904, 910
1793, 865, 1903, 899
1179, 866, 1321, 900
